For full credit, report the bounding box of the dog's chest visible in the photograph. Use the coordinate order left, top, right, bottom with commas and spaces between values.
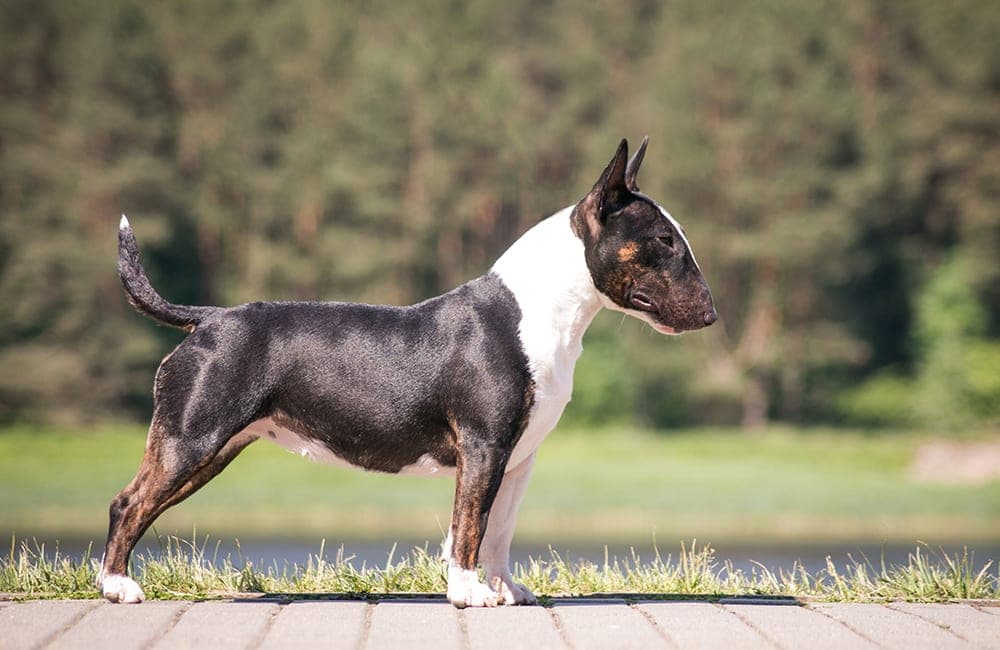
508, 342, 580, 469
491, 209, 603, 471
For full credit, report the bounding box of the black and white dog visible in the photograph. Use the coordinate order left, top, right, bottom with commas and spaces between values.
100, 137, 716, 607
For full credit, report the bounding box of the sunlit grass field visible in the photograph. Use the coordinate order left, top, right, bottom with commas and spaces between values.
1, 424, 998, 546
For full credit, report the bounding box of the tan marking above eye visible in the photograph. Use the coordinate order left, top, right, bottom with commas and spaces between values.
617, 242, 639, 261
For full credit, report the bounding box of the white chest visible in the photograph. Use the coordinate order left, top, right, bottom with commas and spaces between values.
507, 348, 579, 469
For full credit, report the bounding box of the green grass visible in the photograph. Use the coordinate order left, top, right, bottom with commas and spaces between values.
2, 536, 996, 603
1, 424, 998, 545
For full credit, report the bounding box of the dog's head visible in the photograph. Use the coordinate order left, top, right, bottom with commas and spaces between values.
571, 137, 717, 334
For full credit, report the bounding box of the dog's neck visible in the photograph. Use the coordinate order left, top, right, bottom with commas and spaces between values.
491, 206, 604, 391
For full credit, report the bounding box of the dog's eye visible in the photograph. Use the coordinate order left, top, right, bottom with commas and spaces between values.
657, 235, 674, 249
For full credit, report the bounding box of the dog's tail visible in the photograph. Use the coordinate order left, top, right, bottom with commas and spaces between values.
117, 215, 215, 331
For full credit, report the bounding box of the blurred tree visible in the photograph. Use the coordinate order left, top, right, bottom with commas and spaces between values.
0, 0, 995, 428
0, 0, 190, 421
606, 0, 873, 427
913, 256, 1000, 429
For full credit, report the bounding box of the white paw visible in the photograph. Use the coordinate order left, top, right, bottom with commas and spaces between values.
488, 570, 537, 605
447, 566, 499, 608
101, 574, 145, 604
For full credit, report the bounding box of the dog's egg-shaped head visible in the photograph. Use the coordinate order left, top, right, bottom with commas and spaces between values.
571, 138, 717, 334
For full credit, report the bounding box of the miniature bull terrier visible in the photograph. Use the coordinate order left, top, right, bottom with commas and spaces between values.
100, 137, 716, 607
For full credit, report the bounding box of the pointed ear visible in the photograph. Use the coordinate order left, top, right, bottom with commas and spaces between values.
593, 138, 629, 208
625, 135, 648, 191
579, 139, 629, 235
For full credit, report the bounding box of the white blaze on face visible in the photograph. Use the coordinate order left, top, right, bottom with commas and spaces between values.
660, 207, 701, 271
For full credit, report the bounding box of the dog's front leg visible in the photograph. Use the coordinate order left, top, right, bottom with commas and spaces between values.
479, 454, 537, 605
446, 446, 509, 608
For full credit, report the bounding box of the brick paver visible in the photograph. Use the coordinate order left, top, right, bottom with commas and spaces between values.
1, 598, 998, 649
152, 601, 280, 649
638, 601, 773, 649
260, 600, 368, 650
364, 600, 462, 650
464, 603, 567, 649
811, 602, 975, 650
49, 601, 188, 650
726, 603, 880, 650
889, 603, 1000, 649
0, 600, 101, 650
552, 599, 670, 649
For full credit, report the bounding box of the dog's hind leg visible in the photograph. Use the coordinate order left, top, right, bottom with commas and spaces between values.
98, 413, 257, 603
156, 433, 257, 513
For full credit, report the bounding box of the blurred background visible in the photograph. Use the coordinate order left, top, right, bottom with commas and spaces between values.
1, 0, 998, 572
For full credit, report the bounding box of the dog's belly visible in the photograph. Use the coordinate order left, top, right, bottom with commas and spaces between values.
242, 417, 353, 467
241, 417, 454, 477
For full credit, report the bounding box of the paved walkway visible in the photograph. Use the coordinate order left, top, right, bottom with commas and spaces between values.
1, 597, 998, 649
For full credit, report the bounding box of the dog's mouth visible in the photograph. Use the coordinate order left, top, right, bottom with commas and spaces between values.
627, 289, 657, 314
627, 289, 681, 335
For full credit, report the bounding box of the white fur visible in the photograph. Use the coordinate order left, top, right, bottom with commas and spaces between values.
447, 562, 499, 608
491, 207, 604, 469
398, 453, 452, 476
241, 418, 453, 477
120, 214, 129, 230
101, 573, 145, 604
242, 418, 354, 467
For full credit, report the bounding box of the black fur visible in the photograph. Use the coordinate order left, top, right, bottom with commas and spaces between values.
154, 280, 535, 473
105, 221, 535, 586
119, 218, 534, 474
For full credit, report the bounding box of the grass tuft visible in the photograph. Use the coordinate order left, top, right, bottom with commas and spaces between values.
0, 537, 99, 599
2, 535, 996, 602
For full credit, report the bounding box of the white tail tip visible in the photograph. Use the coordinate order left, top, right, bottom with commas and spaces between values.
120, 214, 130, 230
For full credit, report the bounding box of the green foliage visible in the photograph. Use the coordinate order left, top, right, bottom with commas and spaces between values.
836, 370, 914, 427
963, 341, 1000, 420
0, 0, 997, 427
839, 256, 1000, 427
561, 333, 635, 428
913, 256, 996, 430
915, 256, 987, 345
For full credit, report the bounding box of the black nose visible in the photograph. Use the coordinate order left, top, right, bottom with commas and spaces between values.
703, 309, 718, 326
